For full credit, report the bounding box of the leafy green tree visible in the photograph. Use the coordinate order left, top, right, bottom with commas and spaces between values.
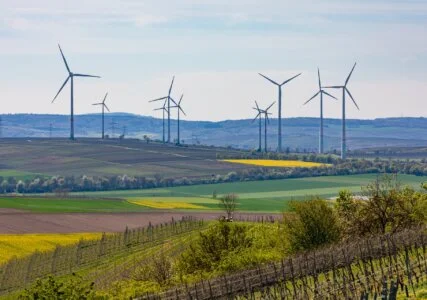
336, 175, 427, 236
283, 198, 341, 252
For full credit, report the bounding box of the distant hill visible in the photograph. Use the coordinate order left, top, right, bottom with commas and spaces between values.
0, 114, 426, 151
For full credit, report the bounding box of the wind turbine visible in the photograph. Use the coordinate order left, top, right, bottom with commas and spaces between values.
261, 102, 275, 152
149, 76, 177, 143
92, 92, 110, 139
171, 94, 186, 145
324, 63, 359, 159
252, 101, 263, 152
304, 68, 337, 154
51, 44, 100, 140
153, 100, 168, 143
259, 72, 301, 152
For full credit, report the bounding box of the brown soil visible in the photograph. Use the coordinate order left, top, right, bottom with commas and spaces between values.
0, 210, 280, 234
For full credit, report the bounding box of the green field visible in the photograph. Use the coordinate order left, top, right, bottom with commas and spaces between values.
0, 197, 150, 213
0, 170, 45, 180
0, 174, 420, 213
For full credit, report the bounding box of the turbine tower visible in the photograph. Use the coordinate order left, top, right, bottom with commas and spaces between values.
259, 72, 301, 152
92, 92, 110, 139
149, 76, 177, 143
252, 101, 263, 152
171, 94, 186, 145
304, 68, 337, 154
261, 102, 275, 152
324, 63, 359, 159
52, 44, 100, 140
154, 100, 168, 143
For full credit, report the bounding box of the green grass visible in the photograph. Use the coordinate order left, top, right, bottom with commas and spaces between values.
0, 197, 149, 213
3, 174, 425, 213
74, 174, 426, 213
0, 170, 45, 180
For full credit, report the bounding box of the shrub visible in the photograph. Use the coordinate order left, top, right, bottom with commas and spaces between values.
177, 221, 252, 274
283, 198, 341, 252
19, 273, 97, 299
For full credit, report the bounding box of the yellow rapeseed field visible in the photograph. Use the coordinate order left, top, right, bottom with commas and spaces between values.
221, 159, 329, 168
128, 199, 207, 210
0, 233, 101, 264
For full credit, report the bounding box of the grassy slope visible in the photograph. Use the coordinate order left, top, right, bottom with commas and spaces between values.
79, 174, 426, 212
0, 197, 150, 213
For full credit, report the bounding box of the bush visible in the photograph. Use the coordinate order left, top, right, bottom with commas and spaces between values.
177, 221, 285, 276
283, 198, 341, 252
19, 273, 98, 300
177, 221, 252, 274
133, 248, 173, 286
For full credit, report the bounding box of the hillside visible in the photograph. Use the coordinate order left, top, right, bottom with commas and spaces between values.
1, 114, 426, 151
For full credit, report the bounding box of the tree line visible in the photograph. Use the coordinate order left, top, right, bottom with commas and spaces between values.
0, 158, 426, 194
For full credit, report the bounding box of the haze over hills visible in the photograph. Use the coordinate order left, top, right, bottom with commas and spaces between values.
0, 114, 426, 151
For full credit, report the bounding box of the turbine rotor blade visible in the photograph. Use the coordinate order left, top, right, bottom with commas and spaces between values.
252, 113, 261, 123
149, 96, 168, 102
58, 44, 70, 73
321, 90, 337, 100
179, 106, 186, 116
169, 96, 178, 106
345, 88, 359, 110
324, 85, 343, 89
317, 68, 321, 89
258, 73, 279, 85
92, 103, 102, 106
178, 94, 184, 105
168, 76, 175, 96
265, 101, 275, 111
103, 103, 110, 112
52, 76, 70, 103
304, 91, 320, 105
345, 62, 357, 86
255, 100, 260, 110
73, 73, 100, 78
282, 73, 302, 85
103, 92, 108, 103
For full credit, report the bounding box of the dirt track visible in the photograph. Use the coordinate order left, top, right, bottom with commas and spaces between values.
0, 210, 280, 233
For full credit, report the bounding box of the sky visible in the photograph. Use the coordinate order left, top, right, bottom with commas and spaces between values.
0, 0, 426, 121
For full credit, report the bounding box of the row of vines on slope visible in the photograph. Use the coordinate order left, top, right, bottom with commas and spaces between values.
0, 217, 204, 295
143, 226, 427, 299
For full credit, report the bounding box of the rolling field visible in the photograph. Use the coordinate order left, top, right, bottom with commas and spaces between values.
0, 138, 251, 177
0, 197, 150, 213
34, 173, 427, 213
0, 174, 424, 214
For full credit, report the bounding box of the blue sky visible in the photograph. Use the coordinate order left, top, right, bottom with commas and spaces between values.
0, 0, 426, 121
